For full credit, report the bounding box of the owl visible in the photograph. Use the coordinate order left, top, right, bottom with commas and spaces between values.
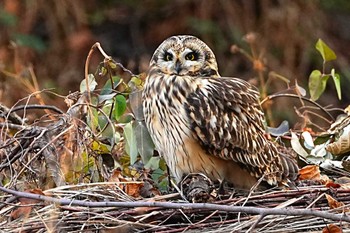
143, 35, 298, 189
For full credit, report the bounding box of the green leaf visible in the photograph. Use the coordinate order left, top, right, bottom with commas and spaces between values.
308, 70, 328, 101
98, 93, 116, 103
124, 122, 138, 165
331, 68, 342, 100
117, 114, 133, 123
129, 90, 144, 121
133, 121, 154, 164
80, 74, 97, 93
100, 123, 117, 146
87, 107, 99, 132
144, 156, 160, 170
100, 76, 121, 95
315, 39, 337, 62
91, 141, 111, 154
98, 114, 108, 131
129, 76, 143, 88
113, 95, 127, 120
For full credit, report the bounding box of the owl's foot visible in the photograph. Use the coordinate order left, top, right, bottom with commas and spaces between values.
180, 173, 215, 203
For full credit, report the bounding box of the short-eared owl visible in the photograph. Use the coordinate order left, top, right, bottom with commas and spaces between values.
143, 35, 298, 189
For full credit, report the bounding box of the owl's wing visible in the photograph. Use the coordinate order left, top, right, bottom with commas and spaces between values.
185, 77, 284, 179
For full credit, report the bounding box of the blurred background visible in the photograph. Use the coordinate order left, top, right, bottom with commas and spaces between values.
0, 0, 349, 129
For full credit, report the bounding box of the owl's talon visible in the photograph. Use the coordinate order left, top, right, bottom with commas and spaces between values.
180, 173, 214, 203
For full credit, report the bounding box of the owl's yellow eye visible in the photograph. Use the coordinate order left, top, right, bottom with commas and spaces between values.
185, 52, 197, 61
164, 52, 173, 61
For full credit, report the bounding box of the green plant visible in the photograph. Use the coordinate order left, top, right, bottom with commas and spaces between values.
308, 39, 341, 101
79, 43, 166, 187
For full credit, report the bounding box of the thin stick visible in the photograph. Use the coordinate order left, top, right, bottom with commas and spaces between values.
9, 104, 64, 114
261, 93, 334, 121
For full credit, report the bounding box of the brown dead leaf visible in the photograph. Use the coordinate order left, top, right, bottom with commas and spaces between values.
109, 169, 144, 198
298, 165, 321, 180
322, 224, 343, 233
140, 180, 161, 198
325, 194, 345, 212
10, 189, 44, 220
10, 206, 32, 220
123, 183, 143, 198
28, 188, 45, 195
133, 197, 163, 215
325, 181, 341, 189
19, 188, 44, 204
326, 131, 350, 155
108, 169, 124, 183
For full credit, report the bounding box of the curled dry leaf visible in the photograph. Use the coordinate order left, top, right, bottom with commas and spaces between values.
298, 165, 321, 181
325, 194, 347, 213
322, 224, 343, 233
326, 128, 350, 155
326, 115, 350, 155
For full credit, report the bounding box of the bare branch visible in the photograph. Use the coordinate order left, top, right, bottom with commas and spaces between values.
0, 185, 349, 223
261, 93, 334, 121
9, 104, 64, 114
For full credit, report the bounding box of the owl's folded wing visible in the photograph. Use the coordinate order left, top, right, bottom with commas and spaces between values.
184, 77, 297, 184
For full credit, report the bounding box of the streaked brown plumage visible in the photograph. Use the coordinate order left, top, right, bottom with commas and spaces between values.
143, 35, 298, 189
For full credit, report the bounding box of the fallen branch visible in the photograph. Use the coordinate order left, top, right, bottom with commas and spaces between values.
0, 185, 349, 223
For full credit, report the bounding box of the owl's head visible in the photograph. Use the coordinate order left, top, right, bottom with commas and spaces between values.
150, 35, 219, 77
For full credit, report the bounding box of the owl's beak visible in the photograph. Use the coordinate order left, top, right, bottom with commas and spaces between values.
174, 60, 182, 74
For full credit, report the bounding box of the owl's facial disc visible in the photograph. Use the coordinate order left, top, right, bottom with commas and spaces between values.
151, 35, 219, 77
159, 48, 203, 76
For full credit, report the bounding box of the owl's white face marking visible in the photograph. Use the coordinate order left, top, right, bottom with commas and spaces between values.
150, 35, 220, 77
157, 47, 205, 75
